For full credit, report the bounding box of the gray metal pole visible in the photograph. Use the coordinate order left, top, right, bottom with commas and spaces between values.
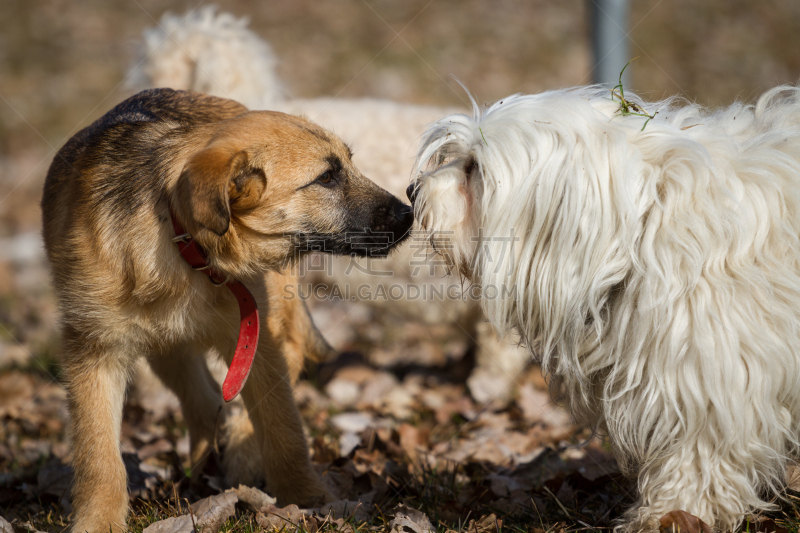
589, 0, 630, 88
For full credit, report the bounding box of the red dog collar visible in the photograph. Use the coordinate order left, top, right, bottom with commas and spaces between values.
170, 212, 259, 402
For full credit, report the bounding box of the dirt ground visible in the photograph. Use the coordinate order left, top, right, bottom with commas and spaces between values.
3, 1, 800, 532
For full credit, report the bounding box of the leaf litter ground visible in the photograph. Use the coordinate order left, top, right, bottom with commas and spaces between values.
2, 296, 800, 533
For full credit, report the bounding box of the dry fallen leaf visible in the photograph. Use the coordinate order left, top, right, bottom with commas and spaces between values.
142, 514, 195, 533
467, 368, 513, 404
190, 492, 238, 532
786, 464, 800, 492
517, 383, 572, 429
143, 492, 238, 533
0, 372, 35, 419
397, 423, 428, 461
232, 484, 276, 513
137, 438, 173, 460
257, 504, 314, 531
467, 514, 501, 533
390, 504, 434, 533
659, 510, 713, 533
331, 412, 375, 433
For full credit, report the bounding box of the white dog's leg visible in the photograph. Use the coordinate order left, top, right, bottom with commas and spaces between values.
611, 378, 790, 532
623, 445, 759, 531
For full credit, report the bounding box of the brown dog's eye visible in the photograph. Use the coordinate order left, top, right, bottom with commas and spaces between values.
316, 170, 336, 188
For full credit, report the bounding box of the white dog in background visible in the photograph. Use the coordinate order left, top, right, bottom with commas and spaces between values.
409, 85, 800, 530
130, 10, 529, 399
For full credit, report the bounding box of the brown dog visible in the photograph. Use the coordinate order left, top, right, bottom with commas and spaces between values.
41, 88, 412, 533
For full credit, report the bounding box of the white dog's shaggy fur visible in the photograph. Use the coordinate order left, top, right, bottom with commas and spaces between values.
410, 86, 800, 530
131, 7, 531, 401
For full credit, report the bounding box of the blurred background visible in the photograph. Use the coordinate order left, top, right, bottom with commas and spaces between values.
4, 0, 800, 248
2, 0, 800, 528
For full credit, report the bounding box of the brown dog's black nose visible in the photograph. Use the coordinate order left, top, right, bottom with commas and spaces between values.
406, 182, 418, 204
393, 202, 413, 226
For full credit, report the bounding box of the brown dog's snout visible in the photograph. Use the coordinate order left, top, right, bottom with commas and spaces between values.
393, 201, 413, 225
369, 195, 414, 249
389, 195, 414, 235
377, 196, 413, 242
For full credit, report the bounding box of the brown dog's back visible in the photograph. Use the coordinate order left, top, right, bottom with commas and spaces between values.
42, 89, 244, 252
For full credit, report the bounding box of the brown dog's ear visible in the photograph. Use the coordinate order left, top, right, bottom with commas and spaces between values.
229, 165, 267, 212
176, 144, 254, 236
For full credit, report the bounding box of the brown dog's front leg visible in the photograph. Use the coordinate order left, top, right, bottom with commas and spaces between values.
237, 340, 331, 507
147, 346, 223, 485
64, 352, 129, 533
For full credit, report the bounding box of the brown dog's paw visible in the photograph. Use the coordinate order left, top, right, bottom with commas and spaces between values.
659, 510, 713, 533
297, 485, 336, 509
220, 410, 268, 488
275, 478, 335, 509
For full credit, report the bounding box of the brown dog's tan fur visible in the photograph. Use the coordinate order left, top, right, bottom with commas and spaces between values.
41, 89, 412, 533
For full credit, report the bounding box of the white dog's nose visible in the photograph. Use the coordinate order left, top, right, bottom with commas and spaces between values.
406, 182, 418, 204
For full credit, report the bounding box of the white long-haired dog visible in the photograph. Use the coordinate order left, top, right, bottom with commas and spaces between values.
409, 86, 800, 530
